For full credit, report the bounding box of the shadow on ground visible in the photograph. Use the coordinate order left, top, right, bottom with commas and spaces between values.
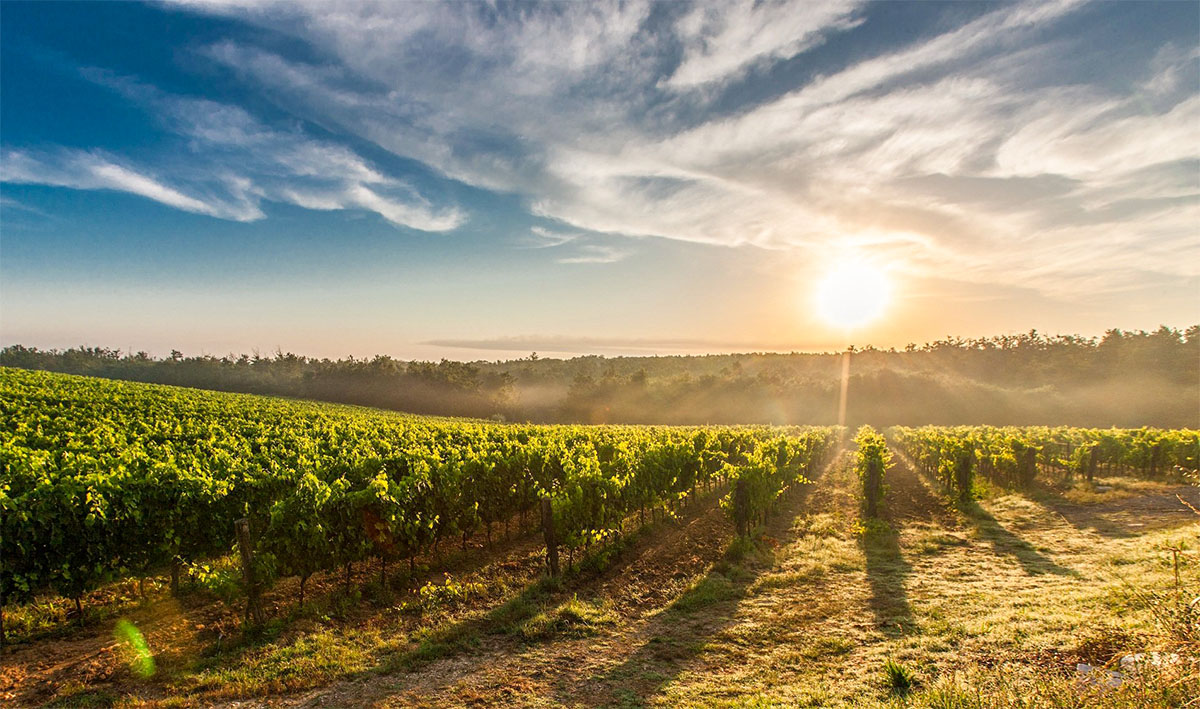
1032, 483, 1200, 539
889, 446, 1077, 578
960, 502, 1077, 577
562, 454, 842, 708
860, 520, 915, 637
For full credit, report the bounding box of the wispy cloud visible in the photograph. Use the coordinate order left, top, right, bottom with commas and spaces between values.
2, 67, 465, 232
164, 0, 1199, 296
521, 226, 631, 264
0, 195, 52, 218
665, 0, 865, 90
525, 226, 580, 248
11, 0, 1198, 296
556, 244, 631, 265
2, 148, 246, 219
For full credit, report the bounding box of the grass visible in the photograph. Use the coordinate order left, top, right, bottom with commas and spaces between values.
627, 459, 1199, 708
883, 657, 917, 695
514, 595, 619, 641
1054, 475, 1183, 505
6, 454, 1198, 708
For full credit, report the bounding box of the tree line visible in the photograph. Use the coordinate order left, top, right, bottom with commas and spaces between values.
1, 325, 1196, 427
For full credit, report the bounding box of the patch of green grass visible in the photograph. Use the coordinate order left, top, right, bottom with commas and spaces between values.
911, 532, 970, 556
515, 595, 618, 640
883, 657, 917, 695
186, 626, 384, 696
751, 565, 826, 592
671, 572, 739, 613
801, 635, 855, 660
45, 686, 119, 708
793, 512, 849, 539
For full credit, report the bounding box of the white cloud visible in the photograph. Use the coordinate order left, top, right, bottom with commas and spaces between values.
557, 244, 632, 265
345, 184, 463, 232
526, 226, 580, 248
2, 69, 464, 232
1, 148, 255, 219
0, 195, 53, 219
666, 0, 864, 90
29, 0, 1200, 291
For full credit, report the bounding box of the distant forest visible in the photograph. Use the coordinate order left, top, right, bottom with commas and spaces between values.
2, 326, 1197, 427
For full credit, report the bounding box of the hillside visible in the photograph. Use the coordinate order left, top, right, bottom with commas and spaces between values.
2, 326, 1197, 427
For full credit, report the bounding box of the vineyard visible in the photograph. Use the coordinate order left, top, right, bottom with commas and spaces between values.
0, 368, 836, 630
1, 368, 1198, 707
892, 425, 1200, 502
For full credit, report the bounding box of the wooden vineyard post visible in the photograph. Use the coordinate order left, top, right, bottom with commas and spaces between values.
955, 452, 973, 504
1087, 447, 1098, 482
864, 457, 881, 518
541, 498, 560, 577
1019, 447, 1037, 488
235, 518, 264, 626
734, 479, 749, 538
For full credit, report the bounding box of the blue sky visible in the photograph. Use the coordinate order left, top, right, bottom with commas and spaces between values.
1, 0, 1197, 360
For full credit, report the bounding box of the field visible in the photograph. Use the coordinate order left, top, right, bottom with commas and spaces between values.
1, 368, 1198, 707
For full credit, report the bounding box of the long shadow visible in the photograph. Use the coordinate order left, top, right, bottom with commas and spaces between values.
285, 468, 802, 707
1026, 480, 1200, 540
560, 453, 842, 707
858, 451, 963, 637
1034, 497, 1136, 540
859, 520, 914, 637
889, 448, 1077, 578
960, 501, 1077, 577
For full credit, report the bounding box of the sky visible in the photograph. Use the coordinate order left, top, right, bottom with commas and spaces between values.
1, 0, 1197, 361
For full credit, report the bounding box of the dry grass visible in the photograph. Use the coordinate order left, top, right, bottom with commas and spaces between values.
4, 453, 1197, 708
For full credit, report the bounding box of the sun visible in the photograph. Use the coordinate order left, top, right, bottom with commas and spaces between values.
815, 260, 891, 329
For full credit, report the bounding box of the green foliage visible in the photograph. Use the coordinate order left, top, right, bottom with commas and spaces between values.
401, 575, 486, 613
892, 425, 1199, 501
0, 368, 837, 613
721, 433, 838, 531
854, 426, 890, 517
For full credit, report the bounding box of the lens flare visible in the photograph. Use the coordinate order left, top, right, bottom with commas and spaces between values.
114, 619, 156, 679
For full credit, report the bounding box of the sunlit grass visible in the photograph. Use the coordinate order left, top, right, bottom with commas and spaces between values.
643, 460, 1198, 708
9, 452, 1197, 708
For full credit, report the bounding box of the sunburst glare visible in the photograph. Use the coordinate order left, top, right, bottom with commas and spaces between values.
815, 260, 891, 329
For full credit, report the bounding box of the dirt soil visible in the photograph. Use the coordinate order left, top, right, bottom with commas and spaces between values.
1, 520, 549, 706
263, 456, 844, 708
4, 452, 1197, 708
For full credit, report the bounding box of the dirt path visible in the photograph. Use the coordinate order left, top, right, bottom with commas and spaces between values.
266, 452, 850, 708
7, 453, 1196, 708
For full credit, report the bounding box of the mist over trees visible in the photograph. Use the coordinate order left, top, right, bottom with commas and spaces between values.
2, 326, 1196, 428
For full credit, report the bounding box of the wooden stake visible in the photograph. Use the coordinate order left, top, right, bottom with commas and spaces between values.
734, 479, 750, 538
541, 498, 559, 577
235, 518, 264, 626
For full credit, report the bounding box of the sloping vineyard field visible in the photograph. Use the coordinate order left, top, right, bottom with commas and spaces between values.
0, 367, 837, 623
2, 368, 1198, 708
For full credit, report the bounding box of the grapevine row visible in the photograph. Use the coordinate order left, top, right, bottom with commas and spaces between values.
0, 368, 837, 618
891, 425, 1199, 500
